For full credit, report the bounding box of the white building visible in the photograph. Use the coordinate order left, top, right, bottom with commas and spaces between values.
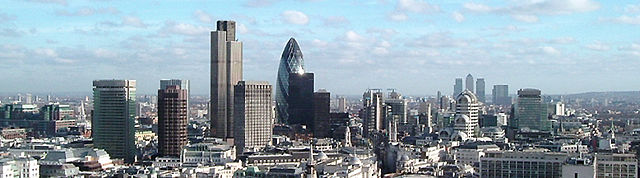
0, 156, 39, 178
454, 90, 479, 138
454, 142, 499, 171
182, 141, 236, 167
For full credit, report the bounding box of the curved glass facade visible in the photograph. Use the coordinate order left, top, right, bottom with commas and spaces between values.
275, 38, 305, 124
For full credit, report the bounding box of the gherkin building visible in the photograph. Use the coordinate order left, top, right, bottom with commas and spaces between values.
276, 38, 305, 124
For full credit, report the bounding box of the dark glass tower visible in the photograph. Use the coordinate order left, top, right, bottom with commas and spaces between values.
158, 84, 188, 158
287, 73, 314, 127
276, 38, 305, 124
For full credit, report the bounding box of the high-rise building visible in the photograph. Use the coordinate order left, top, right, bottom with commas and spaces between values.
454, 90, 480, 138
211, 20, 243, 139
287, 72, 314, 129
511, 89, 551, 132
158, 83, 188, 157
233, 81, 272, 153
92, 80, 136, 163
362, 89, 384, 137
337, 97, 347, 113
385, 98, 408, 124
161, 79, 190, 115
313, 90, 330, 138
454, 78, 463, 96
465, 74, 474, 93
276, 38, 305, 124
492, 85, 511, 106
476, 78, 485, 103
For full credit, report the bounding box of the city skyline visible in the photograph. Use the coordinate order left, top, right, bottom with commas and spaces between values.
1, 0, 640, 95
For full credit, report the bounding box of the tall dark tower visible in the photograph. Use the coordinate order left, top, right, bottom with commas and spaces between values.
158, 83, 188, 157
288, 72, 314, 128
276, 38, 306, 124
211, 20, 243, 140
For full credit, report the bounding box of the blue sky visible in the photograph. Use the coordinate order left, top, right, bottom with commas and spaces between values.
1, 0, 639, 96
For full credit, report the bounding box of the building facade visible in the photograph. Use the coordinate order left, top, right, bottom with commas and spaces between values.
454, 78, 463, 96
287, 73, 314, 128
465, 74, 474, 93
211, 20, 243, 139
492, 85, 511, 106
511, 88, 551, 132
158, 83, 189, 157
362, 89, 384, 137
92, 80, 136, 163
476, 78, 485, 103
313, 90, 330, 138
233, 81, 273, 153
454, 90, 480, 138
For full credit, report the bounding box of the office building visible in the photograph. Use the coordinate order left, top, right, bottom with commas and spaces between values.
233, 81, 273, 153
362, 89, 384, 137
492, 85, 511, 106
313, 90, 330, 138
211, 20, 243, 139
276, 38, 306, 124
337, 97, 347, 113
161, 79, 190, 115
287, 73, 314, 129
480, 150, 567, 177
511, 89, 551, 132
595, 153, 637, 177
476, 78, 485, 103
92, 80, 136, 163
465, 74, 474, 93
385, 98, 407, 124
158, 82, 188, 157
454, 78, 463, 96
454, 90, 480, 138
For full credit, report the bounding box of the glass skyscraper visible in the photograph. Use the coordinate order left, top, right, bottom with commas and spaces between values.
92, 80, 136, 163
276, 38, 305, 124
511, 88, 551, 132
454, 78, 463, 96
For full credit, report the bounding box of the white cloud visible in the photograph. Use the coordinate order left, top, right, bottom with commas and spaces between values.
56, 7, 119, 16
236, 23, 249, 34
193, 10, 213, 23
397, 0, 440, 13
463, 2, 492, 12
626, 4, 640, 13
160, 21, 208, 36
26, 0, 67, 6
452, 11, 465, 22
35, 48, 58, 58
465, 0, 600, 23
407, 32, 470, 48
618, 43, 640, 57
541, 46, 560, 55
585, 41, 610, 51
388, 12, 408, 21
511, 14, 539, 23
281, 10, 309, 25
245, 0, 278, 7
122, 16, 147, 28
604, 15, 640, 25
323, 16, 350, 27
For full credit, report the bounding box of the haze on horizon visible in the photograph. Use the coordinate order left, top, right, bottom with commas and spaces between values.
1, 0, 639, 96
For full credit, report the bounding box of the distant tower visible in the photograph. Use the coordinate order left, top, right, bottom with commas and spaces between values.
362, 89, 384, 137
337, 97, 347, 113
465, 74, 474, 93
454, 78, 463, 96
157, 82, 189, 158
25, 93, 33, 104
476, 78, 485, 103
92, 80, 136, 163
233, 81, 273, 153
492, 85, 511, 105
454, 90, 480, 138
211, 20, 243, 140
511, 88, 551, 132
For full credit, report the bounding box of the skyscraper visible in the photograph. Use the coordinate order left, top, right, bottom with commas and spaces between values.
385, 98, 408, 124
337, 97, 347, 113
157, 82, 188, 157
92, 80, 136, 163
313, 90, 330, 138
492, 85, 511, 106
476, 78, 485, 103
276, 38, 305, 124
465, 74, 474, 93
161, 79, 190, 115
211, 20, 243, 139
362, 89, 384, 137
454, 78, 463, 96
287, 72, 314, 128
511, 89, 551, 132
233, 81, 272, 153
454, 90, 480, 138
